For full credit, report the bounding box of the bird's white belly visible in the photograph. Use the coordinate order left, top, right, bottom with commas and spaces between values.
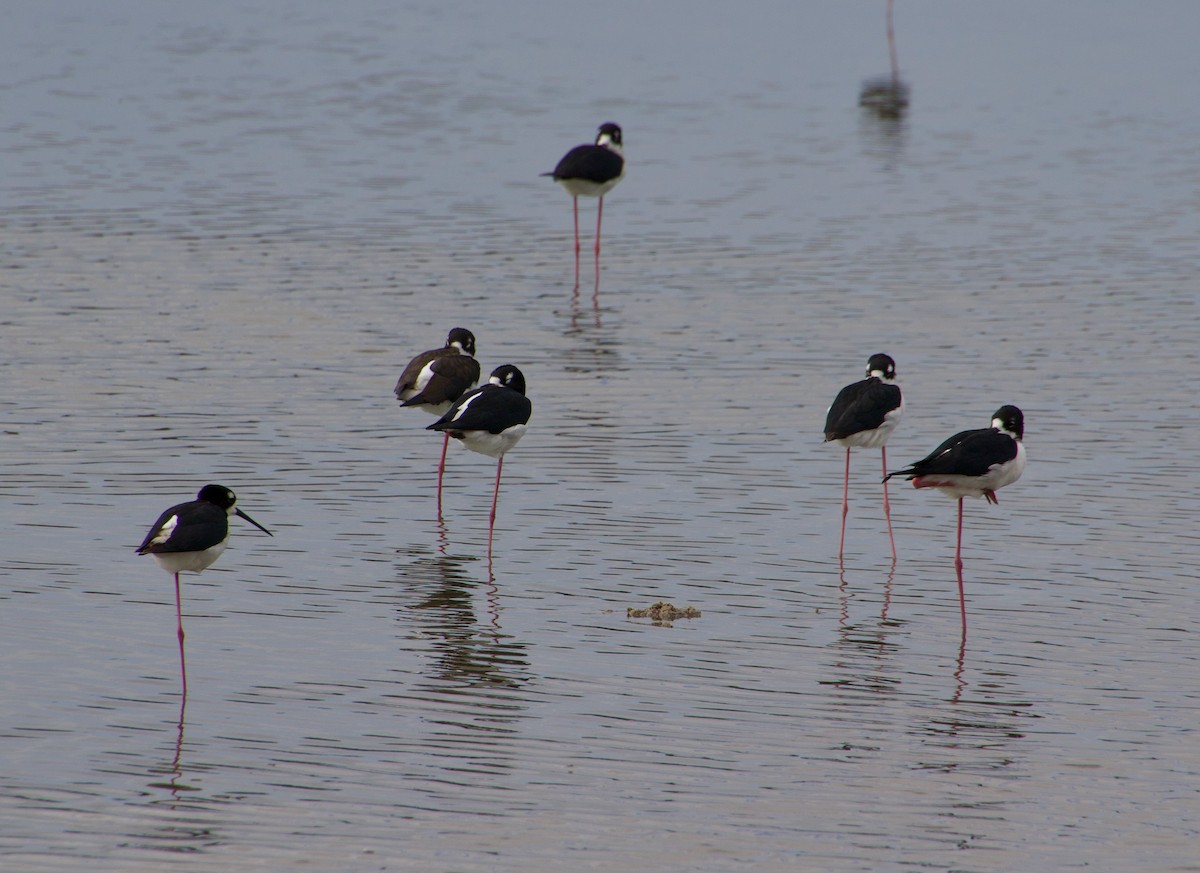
414, 399, 455, 416
930, 444, 1026, 499
831, 402, 902, 449
458, 424, 528, 459
557, 176, 622, 198
836, 419, 898, 450
152, 541, 227, 574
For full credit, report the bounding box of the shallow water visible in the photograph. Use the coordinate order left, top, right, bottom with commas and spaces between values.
3, 2, 1199, 870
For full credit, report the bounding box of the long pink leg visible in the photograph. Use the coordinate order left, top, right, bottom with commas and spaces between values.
436, 432, 450, 518
593, 197, 605, 288
887, 0, 899, 81
174, 572, 188, 699
954, 497, 967, 632
881, 446, 896, 561
572, 197, 581, 279
487, 456, 504, 556
838, 447, 851, 558
595, 195, 605, 257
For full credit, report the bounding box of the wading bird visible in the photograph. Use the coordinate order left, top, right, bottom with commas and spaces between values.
824, 353, 903, 560
395, 328, 481, 514
885, 405, 1026, 627
427, 365, 531, 554
542, 122, 625, 278
137, 484, 273, 693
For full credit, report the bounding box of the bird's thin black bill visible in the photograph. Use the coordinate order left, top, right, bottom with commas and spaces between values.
236, 509, 274, 537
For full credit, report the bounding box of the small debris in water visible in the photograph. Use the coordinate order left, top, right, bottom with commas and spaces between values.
627, 601, 701, 625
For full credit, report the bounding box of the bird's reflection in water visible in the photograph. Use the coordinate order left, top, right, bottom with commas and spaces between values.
837, 560, 898, 633
953, 626, 968, 703
826, 561, 903, 697
915, 656, 1036, 776
396, 543, 530, 691
146, 691, 195, 798
136, 682, 222, 855
570, 271, 602, 331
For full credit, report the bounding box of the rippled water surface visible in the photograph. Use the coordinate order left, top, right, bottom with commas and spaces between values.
3, 2, 1199, 870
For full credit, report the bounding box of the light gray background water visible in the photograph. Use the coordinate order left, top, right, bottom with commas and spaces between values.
3, 2, 1198, 870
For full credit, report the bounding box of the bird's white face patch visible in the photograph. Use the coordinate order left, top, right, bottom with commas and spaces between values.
992, 415, 1021, 438
150, 514, 178, 546
597, 132, 620, 151
868, 363, 896, 380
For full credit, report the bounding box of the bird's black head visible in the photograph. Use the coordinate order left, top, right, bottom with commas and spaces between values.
866, 353, 896, 381
596, 122, 623, 149
991, 405, 1024, 440
446, 327, 476, 357
197, 483, 238, 510
488, 364, 526, 395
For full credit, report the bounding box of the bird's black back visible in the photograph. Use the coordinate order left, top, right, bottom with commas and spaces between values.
824, 378, 901, 440
428, 384, 532, 435
137, 501, 229, 554
548, 145, 624, 183
397, 353, 481, 406
892, 427, 1018, 479
395, 328, 478, 401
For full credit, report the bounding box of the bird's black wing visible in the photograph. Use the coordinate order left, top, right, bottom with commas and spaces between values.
394, 347, 442, 398
401, 354, 480, 407
428, 386, 532, 435
889, 428, 1017, 480
824, 379, 900, 440
548, 144, 624, 183
137, 502, 228, 554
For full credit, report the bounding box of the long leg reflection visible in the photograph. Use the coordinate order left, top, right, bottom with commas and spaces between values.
837, 558, 898, 632
830, 560, 903, 697
569, 274, 602, 332
397, 543, 528, 690
952, 622, 968, 704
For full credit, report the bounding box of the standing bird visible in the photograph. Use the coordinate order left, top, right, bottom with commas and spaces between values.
427, 365, 532, 554
884, 405, 1026, 627
542, 122, 625, 279
395, 328, 481, 514
825, 353, 904, 560
136, 484, 273, 694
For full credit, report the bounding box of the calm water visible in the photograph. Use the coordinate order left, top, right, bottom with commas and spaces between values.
3, 2, 1199, 870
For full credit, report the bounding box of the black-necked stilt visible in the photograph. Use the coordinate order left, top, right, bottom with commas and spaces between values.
542, 122, 625, 275
395, 328, 482, 513
427, 365, 532, 553
824, 353, 903, 560
136, 484, 273, 692
884, 405, 1026, 626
